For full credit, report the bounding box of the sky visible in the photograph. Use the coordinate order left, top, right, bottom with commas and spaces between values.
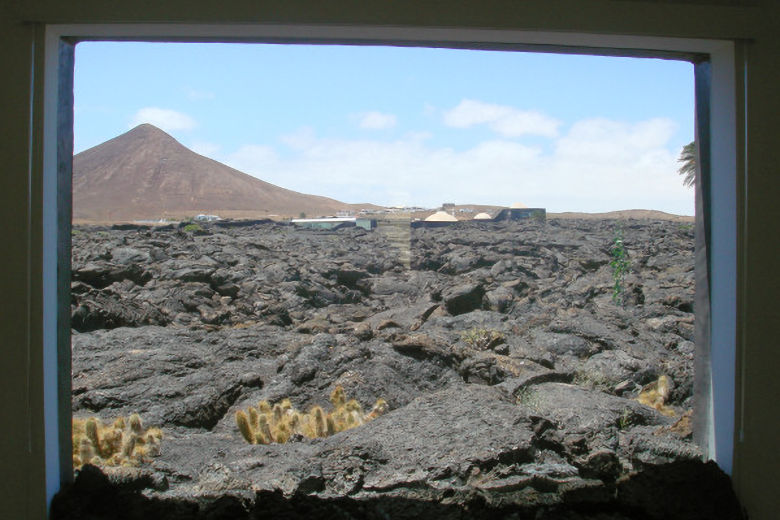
74, 42, 695, 214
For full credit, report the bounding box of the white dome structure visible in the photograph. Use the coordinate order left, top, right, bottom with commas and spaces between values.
425, 211, 458, 222
473, 212, 492, 220
510, 202, 528, 209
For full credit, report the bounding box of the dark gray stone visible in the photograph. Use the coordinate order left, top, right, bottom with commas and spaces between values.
67, 218, 711, 513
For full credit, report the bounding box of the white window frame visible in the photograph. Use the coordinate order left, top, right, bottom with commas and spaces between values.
40, 23, 739, 508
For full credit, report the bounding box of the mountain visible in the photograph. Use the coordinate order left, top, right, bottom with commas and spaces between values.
73, 124, 375, 222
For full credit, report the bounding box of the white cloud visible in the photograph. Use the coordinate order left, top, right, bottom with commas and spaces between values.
280, 126, 317, 150
223, 117, 692, 215
129, 107, 197, 132
535, 118, 688, 213
443, 99, 561, 138
354, 111, 397, 130
226, 144, 279, 172
556, 118, 675, 161
190, 141, 221, 159
405, 131, 433, 142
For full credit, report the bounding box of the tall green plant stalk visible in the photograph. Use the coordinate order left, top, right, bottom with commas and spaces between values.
610, 226, 631, 305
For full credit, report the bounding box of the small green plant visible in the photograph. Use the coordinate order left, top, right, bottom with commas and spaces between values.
298, 212, 307, 219
610, 226, 631, 305
617, 408, 634, 430
573, 370, 614, 392
461, 327, 504, 350
678, 222, 694, 233
182, 222, 203, 233
516, 387, 540, 411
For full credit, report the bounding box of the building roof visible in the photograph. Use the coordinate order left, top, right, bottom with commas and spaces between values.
424, 210, 458, 222
473, 212, 492, 220
291, 217, 356, 223
510, 202, 528, 209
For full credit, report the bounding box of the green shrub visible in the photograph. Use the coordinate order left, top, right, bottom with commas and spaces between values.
461, 327, 504, 350
182, 222, 203, 233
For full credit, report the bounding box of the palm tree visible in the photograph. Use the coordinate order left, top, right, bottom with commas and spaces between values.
677, 141, 696, 187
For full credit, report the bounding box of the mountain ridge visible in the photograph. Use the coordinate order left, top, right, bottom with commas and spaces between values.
73, 124, 376, 222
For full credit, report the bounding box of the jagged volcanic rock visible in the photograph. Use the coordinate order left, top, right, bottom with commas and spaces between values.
62, 217, 733, 519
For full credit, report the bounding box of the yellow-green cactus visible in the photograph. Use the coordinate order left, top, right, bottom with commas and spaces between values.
273, 403, 284, 423
258, 414, 272, 444
637, 375, 676, 416
330, 386, 346, 408
366, 398, 389, 420
79, 439, 94, 466
129, 413, 143, 434
248, 407, 259, 428
121, 434, 136, 458
85, 418, 100, 453
234, 386, 389, 445
311, 406, 326, 437
236, 410, 254, 444
274, 422, 291, 443
72, 413, 163, 469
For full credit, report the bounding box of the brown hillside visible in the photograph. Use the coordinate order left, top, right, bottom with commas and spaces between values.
549, 210, 694, 222
73, 124, 375, 222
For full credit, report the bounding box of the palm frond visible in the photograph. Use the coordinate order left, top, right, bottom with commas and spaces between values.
677, 141, 696, 187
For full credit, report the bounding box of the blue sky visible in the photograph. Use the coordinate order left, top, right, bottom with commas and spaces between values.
74, 42, 695, 214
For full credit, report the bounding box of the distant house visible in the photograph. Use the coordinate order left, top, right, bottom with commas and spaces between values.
291, 217, 376, 231
194, 214, 221, 222
493, 207, 546, 221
